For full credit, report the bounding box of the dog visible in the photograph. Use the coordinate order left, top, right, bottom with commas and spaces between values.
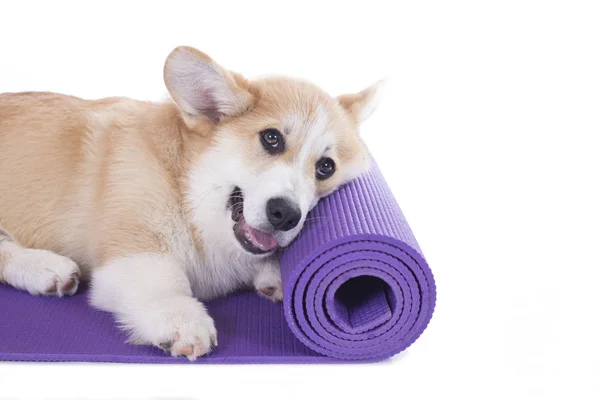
0, 46, 383, 360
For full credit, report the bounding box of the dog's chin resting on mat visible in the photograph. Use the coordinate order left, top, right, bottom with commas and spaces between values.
0, 46, 383, 360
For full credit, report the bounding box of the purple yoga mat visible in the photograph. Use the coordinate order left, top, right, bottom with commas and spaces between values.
0, 160, 436, 363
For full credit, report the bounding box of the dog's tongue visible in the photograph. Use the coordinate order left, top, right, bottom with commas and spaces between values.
242, 219, 278, 251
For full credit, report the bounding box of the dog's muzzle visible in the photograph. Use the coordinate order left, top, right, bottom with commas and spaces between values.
227, 187, 279, 255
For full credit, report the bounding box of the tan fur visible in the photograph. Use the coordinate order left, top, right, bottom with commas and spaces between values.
0, 46, 372, 276
1, 94, 181, 268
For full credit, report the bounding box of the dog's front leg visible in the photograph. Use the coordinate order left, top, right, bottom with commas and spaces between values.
253, 256, 283, 302
89, 253, 217, 360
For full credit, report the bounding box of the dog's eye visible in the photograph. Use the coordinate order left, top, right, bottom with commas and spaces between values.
260, 129, 285, 154
316, 157, 336, 180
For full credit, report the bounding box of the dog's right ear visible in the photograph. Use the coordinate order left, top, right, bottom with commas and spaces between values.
337, 79, 386, 126
164, 46, 253, 124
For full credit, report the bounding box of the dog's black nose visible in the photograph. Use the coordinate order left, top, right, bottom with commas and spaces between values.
267, 198, 301, 231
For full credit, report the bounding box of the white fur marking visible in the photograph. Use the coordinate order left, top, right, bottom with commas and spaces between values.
1, 243, 80, 296
90, 253, 217, 360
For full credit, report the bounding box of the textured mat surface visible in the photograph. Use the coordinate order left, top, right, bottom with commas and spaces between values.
0, 161, 436, 363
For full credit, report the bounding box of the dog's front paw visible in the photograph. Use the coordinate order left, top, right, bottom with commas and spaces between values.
132, 296, 218, 361
5, 248, 80, 297
254, 262, 283, 302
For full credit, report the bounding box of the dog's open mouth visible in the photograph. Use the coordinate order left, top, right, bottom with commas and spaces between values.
228, 187, 278, 255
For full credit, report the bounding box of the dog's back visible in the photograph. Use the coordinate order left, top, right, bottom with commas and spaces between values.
0, 93, 188, 268
0, 93, 90, 253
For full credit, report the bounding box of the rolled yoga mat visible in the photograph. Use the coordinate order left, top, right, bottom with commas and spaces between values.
0, 160, 436, 363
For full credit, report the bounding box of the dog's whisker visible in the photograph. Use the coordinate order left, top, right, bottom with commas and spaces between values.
230, 204, 244, 213
304, 216, 330, 223
193, 185, 223, 200
196, 184, 223, 195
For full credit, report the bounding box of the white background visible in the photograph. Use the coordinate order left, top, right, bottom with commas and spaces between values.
1, 1, 599, 399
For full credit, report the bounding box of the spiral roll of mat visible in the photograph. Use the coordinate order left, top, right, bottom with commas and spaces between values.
281, 160, 436, 360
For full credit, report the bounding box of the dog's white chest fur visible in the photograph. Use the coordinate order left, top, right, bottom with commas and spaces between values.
164, 212, 257, 300
184, 245, 260, 301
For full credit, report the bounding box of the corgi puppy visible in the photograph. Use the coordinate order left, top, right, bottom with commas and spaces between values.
0, 46, 384, 360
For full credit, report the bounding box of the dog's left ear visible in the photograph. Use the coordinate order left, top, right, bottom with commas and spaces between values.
164, 46, 253, 124
337, 79, 386, 125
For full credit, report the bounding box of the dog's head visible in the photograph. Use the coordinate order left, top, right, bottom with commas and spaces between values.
165, 46, 384, 257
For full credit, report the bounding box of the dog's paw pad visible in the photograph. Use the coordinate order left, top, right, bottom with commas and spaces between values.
148, 298, 218, 361
61, 274, 80, 294
44, 271, 80, 297
175, 344, 194, 357
257, 284, 283, 302
254, 263, 283, 302
259, 286, 275, 297
162, 332, 217, 361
